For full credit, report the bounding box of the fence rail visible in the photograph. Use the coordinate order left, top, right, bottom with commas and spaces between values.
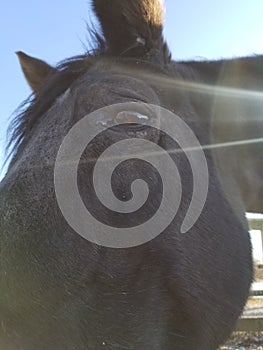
250, 282, 263, 296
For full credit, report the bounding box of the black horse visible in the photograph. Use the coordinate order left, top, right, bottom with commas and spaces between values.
1, 0, 261, 349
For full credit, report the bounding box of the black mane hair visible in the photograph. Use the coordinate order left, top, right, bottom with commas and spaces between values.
6, 56, 94, 162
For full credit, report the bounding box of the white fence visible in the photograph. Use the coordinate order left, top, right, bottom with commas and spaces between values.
247, 213, 263, 264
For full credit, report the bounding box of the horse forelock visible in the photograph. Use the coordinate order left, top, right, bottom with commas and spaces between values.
92, 0, 170, 62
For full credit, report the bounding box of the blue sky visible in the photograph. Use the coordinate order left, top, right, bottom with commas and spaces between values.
1, 0, 263, 179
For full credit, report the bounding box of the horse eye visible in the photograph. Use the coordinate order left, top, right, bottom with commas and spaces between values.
96, 111, 150, 129
115, 111, 150, 124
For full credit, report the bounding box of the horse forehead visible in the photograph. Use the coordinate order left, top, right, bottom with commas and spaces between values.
74, 65, 161, 91
76, 69, 150, 90
69, 68, 167, 109
71, 64, 195, 110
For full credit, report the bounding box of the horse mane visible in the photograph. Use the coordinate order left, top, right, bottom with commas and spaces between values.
6, 56, 95, 163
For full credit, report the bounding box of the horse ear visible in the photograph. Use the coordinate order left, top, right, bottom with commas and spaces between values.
92, 0, 170, 62
16, 51, 55, 94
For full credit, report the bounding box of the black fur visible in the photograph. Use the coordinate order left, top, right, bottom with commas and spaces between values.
1, 1, 261, 349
